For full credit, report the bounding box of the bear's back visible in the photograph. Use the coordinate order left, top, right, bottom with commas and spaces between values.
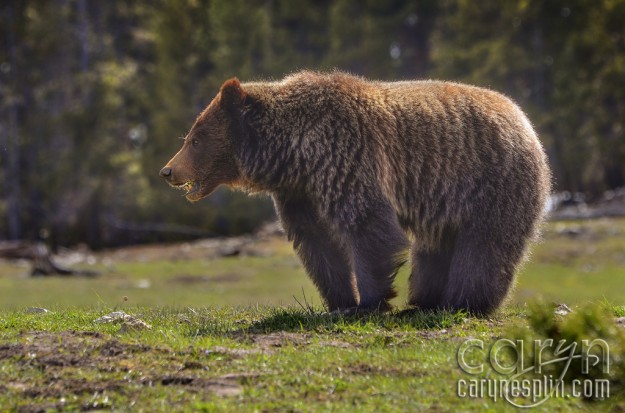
370, 77, 548, 236
273, 72, 537, 151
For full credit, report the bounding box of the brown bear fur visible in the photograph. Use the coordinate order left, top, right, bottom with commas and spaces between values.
160, 71, 551, 315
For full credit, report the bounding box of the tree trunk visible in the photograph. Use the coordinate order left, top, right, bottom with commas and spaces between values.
6, 2, 22, 240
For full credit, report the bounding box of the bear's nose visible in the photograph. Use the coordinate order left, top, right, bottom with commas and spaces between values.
160, 166, 172, 178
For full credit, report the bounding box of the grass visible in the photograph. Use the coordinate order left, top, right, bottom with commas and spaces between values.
515, 218, 625, 305
1, 305, 623, 412
0, 218, 624, 411
0, 237, 318, 310
1, 218, 625, 310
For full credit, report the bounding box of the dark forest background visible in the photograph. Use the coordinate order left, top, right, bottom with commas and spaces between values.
1, 0, 624, 248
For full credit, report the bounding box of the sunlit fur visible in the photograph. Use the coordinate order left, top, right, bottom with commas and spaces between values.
162, 71, 551, 315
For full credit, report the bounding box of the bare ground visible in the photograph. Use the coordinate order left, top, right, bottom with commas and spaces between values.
0, 331, 259, 412
0, 327, 361, 412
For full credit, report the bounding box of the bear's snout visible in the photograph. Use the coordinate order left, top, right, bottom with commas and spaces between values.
159, 166, 172, 179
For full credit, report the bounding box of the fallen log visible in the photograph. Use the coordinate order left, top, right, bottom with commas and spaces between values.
0, 241, 99, 277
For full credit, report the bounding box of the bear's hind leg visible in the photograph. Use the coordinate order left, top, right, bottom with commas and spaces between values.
349, 201, 409, 311
274, 195, 358, 311
441, 222, 525, 315
407, 228, 456, 310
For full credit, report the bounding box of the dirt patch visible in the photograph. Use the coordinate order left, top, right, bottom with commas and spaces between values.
23, 378, 127, 398
0, 331, 253, 407
212, 332, 352, 355
172, 272, 243, 284
345, 362, 426, 378
156, 375, 243, 396
211, 272, 244, 283
2, 332, 101, 369
218, 372, 263, 382
248, 332, 311, 349
14, 402, 66, 413
98, 339, 153, 357
172, 274, 212, 284
1, 332, 161, 375
0, 329, 355, 408
319, 339, 353, 349
415, 329, 450, 340
0, 343, 23, 360
210, 345, 264, 357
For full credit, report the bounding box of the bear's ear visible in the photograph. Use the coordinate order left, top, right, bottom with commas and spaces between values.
219, 78, 245, 110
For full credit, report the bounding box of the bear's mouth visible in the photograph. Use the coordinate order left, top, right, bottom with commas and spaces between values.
170, 177, 218, 202
174, 180, 200, 197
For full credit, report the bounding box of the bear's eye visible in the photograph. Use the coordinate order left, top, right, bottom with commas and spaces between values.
191, 138, 199, 146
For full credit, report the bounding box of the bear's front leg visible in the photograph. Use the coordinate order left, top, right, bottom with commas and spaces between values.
274, 194, 359, 311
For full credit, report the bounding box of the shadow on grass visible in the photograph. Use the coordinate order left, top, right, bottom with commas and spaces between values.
191, 307, 469, 337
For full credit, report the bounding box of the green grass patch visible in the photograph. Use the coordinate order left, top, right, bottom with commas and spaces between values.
1, 305, 623, 411
1, 218, 624, 310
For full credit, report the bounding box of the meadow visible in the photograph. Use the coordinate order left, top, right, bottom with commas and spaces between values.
0, 218, 624, 411
1, 218, 624, 310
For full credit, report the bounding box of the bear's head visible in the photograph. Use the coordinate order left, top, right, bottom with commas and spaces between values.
159, 78, 248, 202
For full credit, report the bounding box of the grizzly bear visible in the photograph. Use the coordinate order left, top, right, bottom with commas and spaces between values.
160, 71, 551, 315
